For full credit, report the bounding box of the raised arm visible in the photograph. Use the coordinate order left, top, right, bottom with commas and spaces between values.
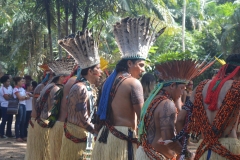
130, 79, 144, 120
176, 87, 197, 133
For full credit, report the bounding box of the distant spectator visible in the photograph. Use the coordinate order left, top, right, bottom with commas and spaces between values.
31, 81, 38, 91
141, 73, 156, 100
24, 83, 33, 140
13, 76, 30, 142
0, 75, 13, 138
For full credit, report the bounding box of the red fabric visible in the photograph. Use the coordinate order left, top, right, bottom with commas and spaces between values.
205, 64, 240, 111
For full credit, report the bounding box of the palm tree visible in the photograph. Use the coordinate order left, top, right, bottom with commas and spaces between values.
35, 0, 55, 61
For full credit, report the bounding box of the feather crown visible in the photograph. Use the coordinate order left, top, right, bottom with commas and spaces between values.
155, 58, 215, 84
48, 57, 76, 75
58, 29, 100, 69
113, 16, 166, 60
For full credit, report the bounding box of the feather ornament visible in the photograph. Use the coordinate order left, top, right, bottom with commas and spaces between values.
39, 64, 51, 71
48, 57, 76, 75
155, 59, 215, 84
113, 16, 166, 60
58, 29, 100, 69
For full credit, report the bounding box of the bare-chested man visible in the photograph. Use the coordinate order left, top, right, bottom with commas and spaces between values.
136, 57, 215, 160
91, 16, 165, 160
176, 54, 240, 159
25, 66, 53, 160
58, 29, 102, 160
48, 66, 78, 160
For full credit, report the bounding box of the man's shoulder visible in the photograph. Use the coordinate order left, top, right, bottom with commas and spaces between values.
34, 84, 45, 92
124, 77, 141, 87
71, 82, 87, 92
156, 98, 175, 110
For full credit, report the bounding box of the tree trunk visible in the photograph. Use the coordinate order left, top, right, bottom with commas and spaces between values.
182, 0, 186, 52
82, 0, 90, 30
64, 0, 69, 36
56, 0, 62, 58
45, 1, 53, 61
72, 0, 77, 33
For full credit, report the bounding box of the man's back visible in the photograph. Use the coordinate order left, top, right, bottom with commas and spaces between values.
111, 73, 144, 129
199, 79, 239, 138
58, 76, 76, 122
31, 83, 45, 118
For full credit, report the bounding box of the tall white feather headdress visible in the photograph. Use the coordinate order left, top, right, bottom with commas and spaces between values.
48, 57, 76, 75
58, 29, 100, 69
113, 16, 166, 60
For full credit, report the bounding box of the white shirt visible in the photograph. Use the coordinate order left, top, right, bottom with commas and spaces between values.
13, 87, 26, 105
25, 93, 32, 111
0, 86, 13, 107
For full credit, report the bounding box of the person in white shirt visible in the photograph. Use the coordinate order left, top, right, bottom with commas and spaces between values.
24, 82, 33, 140
0, 75, 13, 138
13, 77, 30, 142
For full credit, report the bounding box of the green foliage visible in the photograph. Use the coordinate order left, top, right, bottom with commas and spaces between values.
154, 51, 198, 64
0, 0, 240, 83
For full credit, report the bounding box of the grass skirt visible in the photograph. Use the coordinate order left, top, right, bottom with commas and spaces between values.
136, 146, 168, 160
25, 118, 37, 160
24, 118, 50, 160
91, 126, 137, 160
59, 122, 88, 160
49, 121, 64, 160
198, 138, 240, 160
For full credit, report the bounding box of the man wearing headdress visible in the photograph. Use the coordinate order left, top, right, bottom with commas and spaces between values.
136, 53, 215, 159
25, 59, 73, 160
58, 29, 102, 160
178, 54, 240, 159
91, 16, 165, 160
47, 64, 78, 160
25, 64, 53, 160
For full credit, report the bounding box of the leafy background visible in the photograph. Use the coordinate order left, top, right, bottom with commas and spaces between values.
0, 0, 239, 84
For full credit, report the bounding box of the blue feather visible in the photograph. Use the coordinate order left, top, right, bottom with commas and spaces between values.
97, 70, 117, 120
41, 73, 50, 84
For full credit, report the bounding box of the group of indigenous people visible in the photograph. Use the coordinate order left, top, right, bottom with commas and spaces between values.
24, 15, 240, 160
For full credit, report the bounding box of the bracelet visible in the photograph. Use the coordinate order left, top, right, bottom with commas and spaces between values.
185, 151, 192, 159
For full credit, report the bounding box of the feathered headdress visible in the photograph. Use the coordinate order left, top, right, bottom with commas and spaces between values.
113, 16, 166, 60
58, 29, 100, 69
39, 64, 51, 72
48, 57, 76, 75
155, 59, 215, 85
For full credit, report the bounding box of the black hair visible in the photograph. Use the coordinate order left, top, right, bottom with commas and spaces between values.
25, 82, 32, 89
226, 54, 240, 74
51, 75, 61, 83
32, 81, 38, 88
116, 59, 139, 73
73, 67, 78, 76
81, 65, 97, 76
13, 76, 23, 85
141, 73, 156, 87
0, 75, 10, 84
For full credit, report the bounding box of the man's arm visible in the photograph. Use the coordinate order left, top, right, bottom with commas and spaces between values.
68, 84, 97, 134
158, 100, 182, 155
130, 79, 144, 120
176, 87, 197, 133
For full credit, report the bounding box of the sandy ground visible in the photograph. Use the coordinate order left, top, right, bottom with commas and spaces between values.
0, 116, 197, 160
0, 115, 26, 160
0, 138, 26, 160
